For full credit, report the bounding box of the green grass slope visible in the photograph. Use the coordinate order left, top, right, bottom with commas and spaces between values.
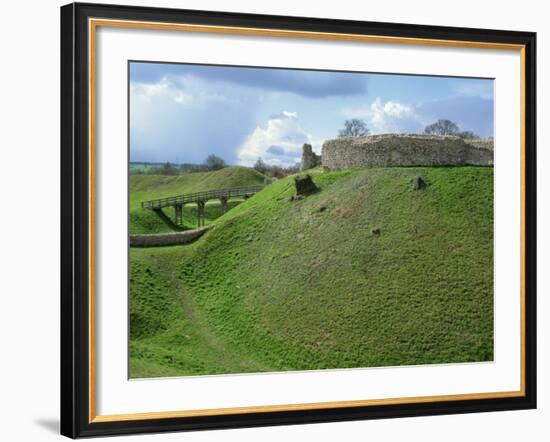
130, 167, 494, 377
129, 166, 267, 234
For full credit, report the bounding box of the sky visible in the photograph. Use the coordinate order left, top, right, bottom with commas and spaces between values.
130, 62, 494, 167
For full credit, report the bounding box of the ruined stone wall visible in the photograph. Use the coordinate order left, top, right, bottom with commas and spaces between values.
301, 143, 322, 170
464, 138, 494, 151
321, 134, 493, 170
129, 228, 208, 247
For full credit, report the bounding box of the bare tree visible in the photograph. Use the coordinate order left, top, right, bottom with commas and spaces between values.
252, 159, 301, 179
457, 130, 480, 139
423, 119, 460, 136
338, 119, 370, 137
203, 154, 226, 171
253, 157, 269, 175
160, 161, 178, 175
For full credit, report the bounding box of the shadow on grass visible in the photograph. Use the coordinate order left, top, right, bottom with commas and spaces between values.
153, 208, 188, 232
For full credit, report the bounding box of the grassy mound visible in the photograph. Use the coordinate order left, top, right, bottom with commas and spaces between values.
130, 166, 267, 234
130, 167, 494, 377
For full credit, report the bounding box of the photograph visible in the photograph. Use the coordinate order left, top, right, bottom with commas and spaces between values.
128, 61, 495, 379
55, 1, 537, 438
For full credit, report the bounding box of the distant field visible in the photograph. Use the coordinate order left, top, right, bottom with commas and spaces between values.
129, 166, 267, 234
130, 163, 161, 174
130, 162, 210, 175
129, 166, 494, 378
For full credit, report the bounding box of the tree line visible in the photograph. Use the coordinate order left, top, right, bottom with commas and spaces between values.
253, 158, 301, 178
131, 154, 227, 176
337, 118, 482, 139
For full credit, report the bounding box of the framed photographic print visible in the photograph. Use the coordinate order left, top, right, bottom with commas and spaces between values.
60, 2, 537, 438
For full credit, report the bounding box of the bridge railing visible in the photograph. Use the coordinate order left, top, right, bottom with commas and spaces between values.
141, 185, 266, 209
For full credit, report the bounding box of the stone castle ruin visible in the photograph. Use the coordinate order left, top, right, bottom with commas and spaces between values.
301, 143, 322, 170
301, 135, 493, 170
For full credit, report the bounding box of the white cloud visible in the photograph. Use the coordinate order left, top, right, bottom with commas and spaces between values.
131, 75, 242, 109
131, 77, 193, 105
341, 97, 424, 134
238, 112, 313, 167
281, 111, 297, 118
130, 75, 261, 164
369, 98, 422, 133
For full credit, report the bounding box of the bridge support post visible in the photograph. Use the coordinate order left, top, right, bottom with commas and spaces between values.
197, 200, 205, 227
174, 204, 183, 225
220, 196, 228, 214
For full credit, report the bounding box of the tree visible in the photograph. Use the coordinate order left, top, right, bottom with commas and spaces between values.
457, 130, 479, 139
338, 119, 370, 137
287, 162, 301, 175
160, 161, 178, 175
253, 157, 269, 174
423, 119, 460, 136
203, 154, 226, 171
268, 165, 286, 179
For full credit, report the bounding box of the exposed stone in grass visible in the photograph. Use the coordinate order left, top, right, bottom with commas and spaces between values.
412, 176, 427, 190
294, 174, 318, 196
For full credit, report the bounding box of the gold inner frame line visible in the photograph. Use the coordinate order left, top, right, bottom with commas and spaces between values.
88, 17, 527, 424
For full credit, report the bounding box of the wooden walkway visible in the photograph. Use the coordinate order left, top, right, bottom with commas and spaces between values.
141, 185, 265, 227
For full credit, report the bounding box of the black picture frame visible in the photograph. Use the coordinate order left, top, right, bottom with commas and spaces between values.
61, 2, 537, 438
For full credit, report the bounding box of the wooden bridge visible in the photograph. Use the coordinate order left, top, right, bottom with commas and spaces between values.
141, 185, 265, 227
